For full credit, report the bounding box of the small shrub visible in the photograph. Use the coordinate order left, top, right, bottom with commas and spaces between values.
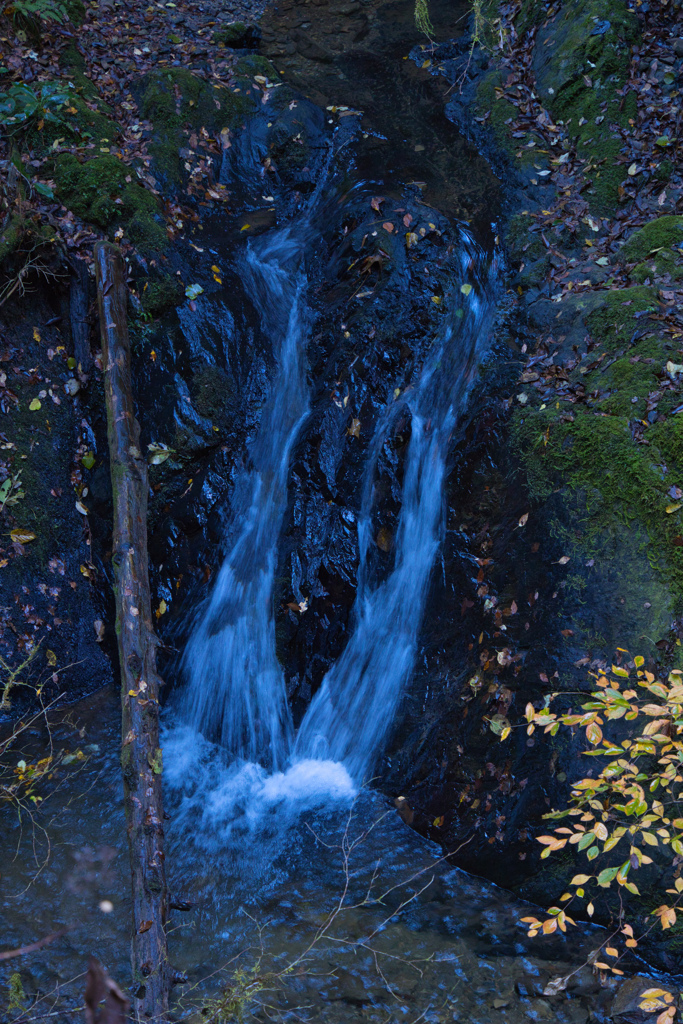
506, 655, 683, 977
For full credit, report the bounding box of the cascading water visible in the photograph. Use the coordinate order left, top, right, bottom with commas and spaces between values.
169, 217, 495, 821
295, 240, 494, 782
180, 225, 310, 770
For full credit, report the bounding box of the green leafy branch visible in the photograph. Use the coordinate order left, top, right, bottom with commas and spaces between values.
502, 655, 683, 993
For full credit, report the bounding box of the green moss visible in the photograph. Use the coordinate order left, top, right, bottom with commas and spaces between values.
513, 405, 683, 600
505, 212, 546, 263
532, 0, 639, 214
54, 154, 166, 252
585, 286, 658, 351
0, 212, 25, 266
596, 355, 660, 418
139, 68, 254, 185
515, 0, 547, 35
213, 21, 248, 46
618, 216, 683, 265
29, 91, 119, 153
476, 70, 519, 158
655, 158, 673, 183
141, 274, 184, 316
234, 55, 278, 80
64, 0, 85, 26
58, 44, 102, 102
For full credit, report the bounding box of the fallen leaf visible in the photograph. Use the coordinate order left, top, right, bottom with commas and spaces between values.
10, 529, 36, 543
29, 398, 41, 411
518, 513, 529, 527
382, 221, 394, 233
348, 418, 361, 438
185, 284, 204, 300
461, 283, 473, 296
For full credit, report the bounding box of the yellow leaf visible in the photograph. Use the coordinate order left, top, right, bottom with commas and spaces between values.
586, 721, 603, 745
29, 398, 41, 411
240, 224, 251, 232
33, 327, 41, 342
460, 283, 472, 296
10, 529, 36, 543
605, 946, 618, 957
571, 874, 591, 885
406, 231, 419, 248
666, 503, 682, 514
211, 265, 221, 273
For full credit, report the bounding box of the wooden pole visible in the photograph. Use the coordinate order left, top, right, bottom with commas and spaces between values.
95, 241, 170, 1021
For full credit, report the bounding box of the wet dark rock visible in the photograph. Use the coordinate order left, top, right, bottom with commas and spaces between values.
611, 976, 678, 1023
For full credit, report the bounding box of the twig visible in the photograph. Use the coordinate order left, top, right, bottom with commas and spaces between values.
0, 927, 70, 961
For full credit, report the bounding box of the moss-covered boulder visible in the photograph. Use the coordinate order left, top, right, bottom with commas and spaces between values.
618, 216, 683, 265
213, 21, 259, 48
138, 68, 255, 186
54, 154, 166, 252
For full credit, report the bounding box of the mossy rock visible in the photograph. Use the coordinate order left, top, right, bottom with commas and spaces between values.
475, 70, 519, 159
585, 286, 658, 351
533, 0, 638, 102
234, 55, 279, 80
53, 154, 166, 252
531, 0, 639, 214
515, 0, 548, 35
138, 68, 255, 186
520, 256, 549, 288
512, 403, 683, 607
0, 211, 26, 267
58, 44, 103, 103
213, 21, 259, 48
27, 90, 119, 153
141, 274, 184, 316
617, 216, 683, 265
505, 212, 546, 263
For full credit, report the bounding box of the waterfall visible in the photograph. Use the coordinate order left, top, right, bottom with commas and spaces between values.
180, 224, 311, 770
173, 218, 495, 808
295, 240, 493, 781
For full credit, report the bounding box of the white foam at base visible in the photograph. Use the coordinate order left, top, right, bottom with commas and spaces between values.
163, 724, 357, 845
